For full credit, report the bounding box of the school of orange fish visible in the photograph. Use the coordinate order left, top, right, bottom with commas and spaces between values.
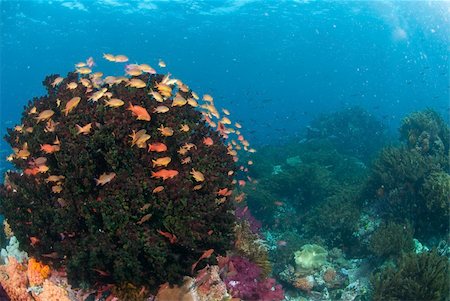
7, 54, 257, 268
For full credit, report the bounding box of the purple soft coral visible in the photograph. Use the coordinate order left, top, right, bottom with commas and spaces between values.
224, 256, 284, 301
235, 206, 262, 234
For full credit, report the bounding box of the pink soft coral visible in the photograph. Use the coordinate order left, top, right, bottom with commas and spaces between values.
223, 256, 284, 301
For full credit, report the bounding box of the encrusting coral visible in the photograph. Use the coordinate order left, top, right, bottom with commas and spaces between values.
0, 55, 254, 294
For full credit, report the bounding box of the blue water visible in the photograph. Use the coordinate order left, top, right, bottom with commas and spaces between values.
1, 1, 448, 156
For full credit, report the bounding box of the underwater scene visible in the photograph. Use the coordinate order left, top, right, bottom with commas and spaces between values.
0, 1, 449, 301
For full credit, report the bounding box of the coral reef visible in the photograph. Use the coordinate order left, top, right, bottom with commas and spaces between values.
233, 220, 272, 278
366, 110, 450, 237
368, 222, 414, 259
0, 57, 250, 293
294, 244, 328, 274
371, 250, 450, 301
221, 256, 284, 301
306, 106, 387, 161
399, 108, 450, 158
304, 187, 361, 250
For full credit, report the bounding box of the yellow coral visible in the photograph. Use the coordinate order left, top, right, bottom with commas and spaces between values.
27, 258, 51, 286
233, 221, 272, 277
3, 219, 13, 238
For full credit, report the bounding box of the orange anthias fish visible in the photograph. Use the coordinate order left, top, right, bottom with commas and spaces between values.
40, 144, 60, 154
203, 137, 214, 146
148, 142, 167, 153
29, 236, 40, 247
127, 103, 151, 121
151, 169, 179, 180
191, 249, 214, 273
152, 157, 171, 167
217, 188, 232, 196
157, 230, 176, 243
76, 123, 92, 135
158, 125, 174, 137
35, 110, 55, 123
152, 186, 164, 193
95, 172, 116, 186
190, 169, 205, 182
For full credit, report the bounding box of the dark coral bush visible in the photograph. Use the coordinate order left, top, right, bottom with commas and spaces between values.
366, 109, 450, 237
0, 71, 237, 290
371, 250, 450, 301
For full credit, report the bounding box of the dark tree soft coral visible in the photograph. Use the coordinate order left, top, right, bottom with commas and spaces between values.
0, 70, 238, 292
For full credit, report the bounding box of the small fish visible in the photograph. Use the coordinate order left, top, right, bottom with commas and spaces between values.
137, 213, 152, 225
221, 117, 231, 125
40, 144, 60, 154
203, 137, 214, 146
158, 125, 174, 137
181, 157, 191, 164
126, 67, 143, 76
191, 249, 214, 273
152, 157, 171, 167
140, 204, 151, 211
187, 98, 198, 107
76, 123, 92, 135
203, 94, 213, 102
148, 142, 168, 153
139, 64, 156, 74
149, 90, 164, 102
158, 59, 166, 68
157, 230, 177, 243
135, 134, 151, 148
103, 53, 116, 61
76, 67, 92, 74
127, 103, 151, 121
151, 169, 179, 180
222, 108, 230, 115
114, 54, 129, 63
29, 236, 40, 247
28, 106, 37, 115
62, 97, 81, 116
217, 188, 232, 196
180, 124, 190, 132
51, 77, 64, 87
190, 169, 205, 182
41, 252, 59, 259
104, 98, 124, 108
152, 186, 164, 193
66, 82, 78, 90
153, 106, 170, 113
274, 201, 284, 206
193, 184, 203, 190
88, 88, 107, 102
92, 269, 110, 277
95, 172, 116, 186
35, 110, 55, 123
126, 78, 146, 88
172, 95, 187, 107
52, 185, 63, 193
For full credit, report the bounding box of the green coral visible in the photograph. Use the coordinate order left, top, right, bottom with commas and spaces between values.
399, 109, 450, 159
369, 222, 414, 259
304, 187, 361, 250
420, 171, 450, 215
371, 250, 450, 301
